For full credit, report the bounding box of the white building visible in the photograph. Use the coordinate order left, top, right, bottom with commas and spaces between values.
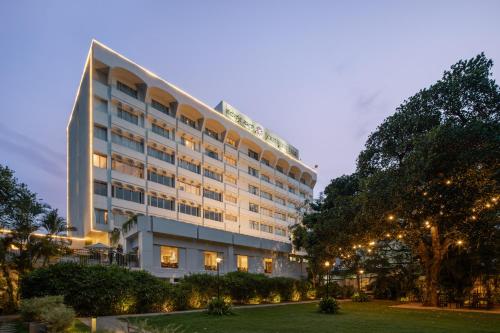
67, 40, 316, 280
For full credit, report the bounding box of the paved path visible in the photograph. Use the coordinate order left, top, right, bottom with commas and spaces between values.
79, 300, 319, 332
0, 322, 16, 333
390, 303, 500, 315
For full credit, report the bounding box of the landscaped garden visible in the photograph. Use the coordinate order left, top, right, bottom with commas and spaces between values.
127, 301, 500, 333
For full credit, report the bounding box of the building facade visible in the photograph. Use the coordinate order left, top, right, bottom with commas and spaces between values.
68, 40, 316, 280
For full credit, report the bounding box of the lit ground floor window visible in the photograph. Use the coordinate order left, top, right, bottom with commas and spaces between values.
161, 246, 179, 268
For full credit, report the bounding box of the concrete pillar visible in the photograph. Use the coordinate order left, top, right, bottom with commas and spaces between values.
227, 245, 236, 272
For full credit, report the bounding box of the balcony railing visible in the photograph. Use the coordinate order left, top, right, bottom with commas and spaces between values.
57, 249, 139, 268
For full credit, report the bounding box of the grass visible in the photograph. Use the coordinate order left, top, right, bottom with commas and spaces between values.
14, 320, 90, 333
128, 301, 500, 333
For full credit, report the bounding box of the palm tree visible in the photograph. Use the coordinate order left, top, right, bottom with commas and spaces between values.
38, 209, 76, 265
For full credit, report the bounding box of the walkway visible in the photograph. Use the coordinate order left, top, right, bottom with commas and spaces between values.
79, 300, 319, 333
390, 303, 500, 315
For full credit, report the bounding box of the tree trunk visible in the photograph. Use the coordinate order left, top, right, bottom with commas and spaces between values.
427, 225, 442, 307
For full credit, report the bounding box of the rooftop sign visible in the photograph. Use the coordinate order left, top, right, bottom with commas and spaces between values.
215, 101, 300, 159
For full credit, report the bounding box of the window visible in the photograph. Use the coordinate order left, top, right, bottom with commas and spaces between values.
178, 180, 200, 195
225, 194, 237, 204
249, 220, 259, 230
275, 181, 284, 189
178, 159, 200, 174
275, 227, 287, 237
93, 153, 107, 168
261, 158, 271, 167
181, 137, 196, 150
160, 246, 178, 268
112, 185, 144, 204
204, 169, 223, 182
117, 106, 139, 125
204, 251, 217, 271
237, 255, 248, 272
289, 173, 297, 180
94, 97, 108, 113
178, 203, 200, 216
151, 99, 171, 116
203, 188, 222, 201
224, 155, 237, 167
261, 207, 273, 217
289, 216, 297, 224
94, 125, 107, 141
275, 211, 286, 221
94, 208, 108, 225
117, 81, 137, 99
148, 195, 175, 211
261, 190, 273, 201
299, 191, 306, 198
151, 124, 171, 139
148, 146, 174, 164
261, 174, 271, 183
180, 115, 197, 129
275, 197, 286, 206
248, 185, 259, 195
249, 203, 259, 213
204, 210, 223, 222
148, 170, 174, 187
264, 258, 273, 274
94, 181, 107, 196
111, 132, 144, 153
248, 166, 259, 178
112, 158, 144, 178
205, 128, 219, 141
226, 175, 237, 185
205, 148, 219, 160
260, 224, 273, 234
226, 137, 237, 148
248, 149, 259, 160
288, 186, 296, 194
225, 213, 237, 222
276, 165, 284, 174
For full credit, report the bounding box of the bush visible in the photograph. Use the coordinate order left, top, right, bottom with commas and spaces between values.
318, 297, 340, 314
339, 285, 355, 299
351, 292, 369, 302
20, 296, 75, 332
206, 297, 232, 315
20, 263, 171, 316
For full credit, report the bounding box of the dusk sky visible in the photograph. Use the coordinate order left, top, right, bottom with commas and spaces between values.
1, 1, 499, 217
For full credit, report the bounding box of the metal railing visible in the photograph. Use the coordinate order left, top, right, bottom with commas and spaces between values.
58, 249, 140, 268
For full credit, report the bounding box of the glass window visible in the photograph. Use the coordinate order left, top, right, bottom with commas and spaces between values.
248, 149, 259, 160
178, 159, 200, 174
275, 197, 286, 205
111, 185, 144, 204
178, 180, 200, 195
204, 251, 217, 271
226, 137, 237, 148
261, 158, 271, 167
204, 169, 223, 182
93, 181, 107, 196
261, 207, 273, 217
151, 99, 171, 116
249, 185, 259, 195
276, 165, 284, 174
224, 155, 237, 166
249, 220, 259, 230
264, 258, 273, 274
249, 203, 259, 213
93, 153, 107, 169
94, 125, 107, 141
117, 81, 138, 99
203, 188, 222, 202
94, 97, 108, 113
112, 158, 144, 178
148, 146, 175, 164
260, 224, 273, 233
237, 255, 248, 272
275, 227, 287, 237
261, 174, 271, 183
111, 132, 144, 153
117, 106, 139, 125
180, 115, 197, 129
147, 170, 175, 187
94, 208, 108, 225
148, 195, 175, 211
275, 181, 284, 189
181, 137, 196, 150
248, 166, 259, 177
205, 148, 219, 160
178, 203, 200, 216
205, 128, 219, 141
275, 211, 286, 221
225, 214, 237, 222
204, 210, 223, 222
261, 190, 273, 201
152, 123, 171, 139
160, 246, 179, 268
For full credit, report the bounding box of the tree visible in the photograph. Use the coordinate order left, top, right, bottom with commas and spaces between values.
0, 165, 74, 312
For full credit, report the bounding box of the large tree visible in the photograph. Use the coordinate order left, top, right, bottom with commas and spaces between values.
294, 54, 500, 306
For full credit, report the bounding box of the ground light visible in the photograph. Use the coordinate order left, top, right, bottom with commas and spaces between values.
216, 257, 223, 299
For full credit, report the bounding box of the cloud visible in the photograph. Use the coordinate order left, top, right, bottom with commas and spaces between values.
0, 123, 65, 177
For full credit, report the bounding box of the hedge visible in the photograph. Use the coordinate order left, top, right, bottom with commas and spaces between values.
20, 263, 314, 316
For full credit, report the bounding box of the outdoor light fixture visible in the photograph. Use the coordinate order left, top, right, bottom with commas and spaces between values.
359, 270, 364, 275
324, 261, 330, 267
216, 257, 222, 264
388, 215, 395, 221
457, 240, 463, 246
445, 180, 452, 185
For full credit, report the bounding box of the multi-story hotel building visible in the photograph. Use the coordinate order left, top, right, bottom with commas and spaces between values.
68, 40, 316, 280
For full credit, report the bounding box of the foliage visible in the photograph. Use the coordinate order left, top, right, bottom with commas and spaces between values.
127, 319, 184, 333
206, 297, 233, 315
20, 295, 65, 322
292, 53, 500, 307
0, 165, 74, 312
318, 297, 340, 314
351, 292, 369, 302
20, 296, 75, 332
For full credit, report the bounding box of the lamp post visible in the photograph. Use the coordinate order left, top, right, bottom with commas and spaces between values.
357, 269, 364, 292
324, 261, 330, 297
216, 257, 223, 299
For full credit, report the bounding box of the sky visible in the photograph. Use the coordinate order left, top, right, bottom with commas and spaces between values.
0, 1, 499, 217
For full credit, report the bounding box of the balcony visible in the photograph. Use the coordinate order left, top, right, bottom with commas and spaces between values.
111, 86, 145, 111
111, 198, 146, 213
147, 181, 176, 197
203, 132, 224, 149
111, 143, 145, 161
111, 115, 145, 137
148, 205, 176, 220
203, 197, 224, 210
203, 153, 224, 170
177, 166, 202, 184
203, 176, 224, 192
239, 152, 260, 168
177, 143, 202, 161
94, 110, 108, 127
93, 80, 109, 100
111, 170, 146, 188
93, 138, 108, 154
177, 120, 201, 139
224, 143, 238, 155
148, 105, 176, 124
148, 132, 176, 151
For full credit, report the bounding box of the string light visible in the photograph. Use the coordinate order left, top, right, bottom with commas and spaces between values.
369, 241, 375, 246
388, 215, 395, 221
457, 240, 463, 246
485, 203, 491, 208
471, 215, 477, 220
397, 234, 403, 239
386, 233, 391, 238
445, 180, 452, 185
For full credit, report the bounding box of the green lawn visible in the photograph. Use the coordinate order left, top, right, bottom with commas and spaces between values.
129, 301, 500, 333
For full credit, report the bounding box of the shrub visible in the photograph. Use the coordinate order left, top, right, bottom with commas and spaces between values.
20, 295, 65, 322
339, 285, 355, 299
351, 292, 369, 302
20, 263, 171, 316
206, 297, 232, 315
271, 277, 296, 301
223, 271, 260, 303
318, 297, 340, 314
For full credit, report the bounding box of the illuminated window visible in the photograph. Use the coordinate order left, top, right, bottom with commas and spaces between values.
224, 155, 237, 166
180, 115, 197, 129
178, 180, 200, 195
225, 213, 237, 222
249, 184, 259, 195
264, 258, 273, 274
249, 203, 259, 213
226, 137, 237, 148
225, 194, 237, 204
261, 207, 273, 217
226, 175, 237, 185
248, 166, 259, 177
160, 246, 179, 268
93, 153, 107, 169
112, 158, 144, 178
248, 149, 259, 160
94, 208, 108, 225
249, 220, 259, 230
204, 251, 217, 271
237, 255, 248, 272
181, 137, 196, 150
